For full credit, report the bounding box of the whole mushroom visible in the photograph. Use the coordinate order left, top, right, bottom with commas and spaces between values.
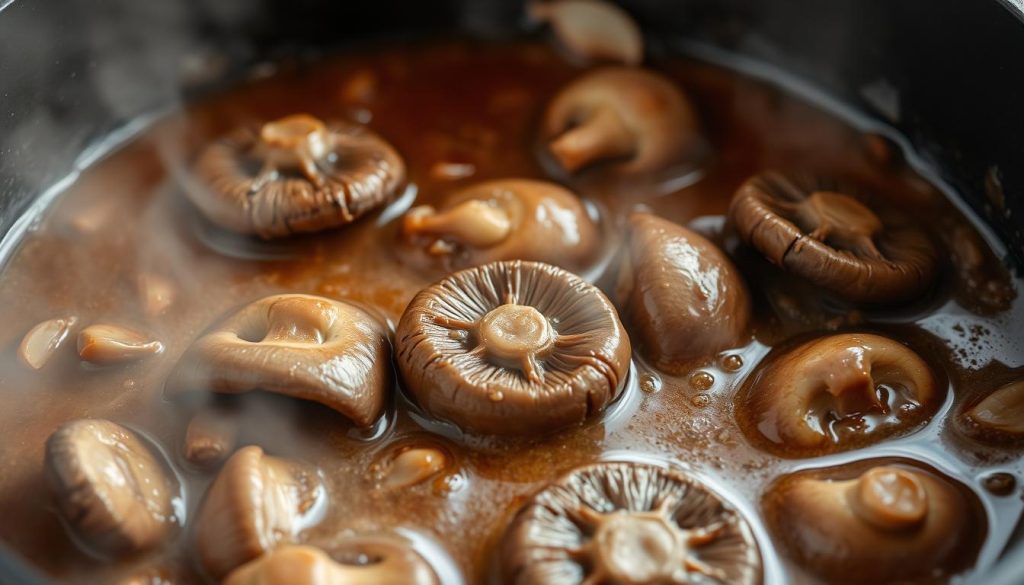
529, 0, 644, 65
395, 260, 631, 436
189, 113, 405, 239
501, 461, 762, 585
165, 294, 391, 428
543, 67, 700, 175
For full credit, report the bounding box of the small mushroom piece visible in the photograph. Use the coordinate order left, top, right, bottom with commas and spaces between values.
78, 324, 164, 365
737, 333, 938, 457
399, 179, 601, 273
395, 260, 631, 436
543, 67, 700, 175
369, 438, 460, 494
183, 410, 238, 468
165, 294, 391, 428
728, 173, 938, 303
529, 0, 643, 65
189, 113, 405, 239
617, 213, 750, 373
501, 461, 762, 584
963, 379, 1024, 442
194, 446, 325, 579
763, 462, 985, 583
18, 316, 76, 370
44, 419, 179, 558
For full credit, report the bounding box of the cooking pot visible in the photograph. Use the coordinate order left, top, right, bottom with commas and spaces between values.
0, 0, 1021, 582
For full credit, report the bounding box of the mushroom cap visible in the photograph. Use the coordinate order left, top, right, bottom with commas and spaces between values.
963, 379, 1024, 442
189, 114, 405, 239
194, 446, 326, 579
400, 179, 601, 273
763, 461, 985, 583
501, 461, 762, 585
44, 419, 178, 558
395, 260, 631, 436
543, 67, 699, 175
165, 294, 392, 428
618, 213, 750, 373
529, 0, 644, 65
737, 333, 938, 457
728, 173, 938, 303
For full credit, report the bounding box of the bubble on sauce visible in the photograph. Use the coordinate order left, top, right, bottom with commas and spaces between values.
721, 354, 743, 372
982, 472, 1017, 497
639, 372, 662, 393
691, 393, 711, 408
688, 371, 715, 391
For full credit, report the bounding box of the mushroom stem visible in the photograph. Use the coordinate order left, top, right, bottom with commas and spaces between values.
549, 106, 635, 173
256, 114, 331, 186
403, 201, 512, 249
815, 346, 886, 417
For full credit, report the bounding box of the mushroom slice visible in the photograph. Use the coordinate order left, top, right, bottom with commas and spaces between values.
44, 419, 179, 558
369, 437, 460, 494
194, 446, 326, 579
399, 179, 600, 273
18, 316, 76, 370
543, 67, 700, 175
395, 260, 631, 436
763, 461, 985, 583
165, 294, 391, 428
78, 324, 164, 365
501, 461, 762, 585
529, 0, 644, 65
617, 213, 750, 373
182, 409, 238, 468
963, 379, 1024, 442
736, 333, 938, 457
728, 172, 938, 303
189, 113, 405, 239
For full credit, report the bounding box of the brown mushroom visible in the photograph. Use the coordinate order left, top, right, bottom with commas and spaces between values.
501, 461, 762, 584
763, 461, 985, 583
395, 260, 631, 436
399, 179, 601, 273
962, 379, 1024, 442
78, 324, 164, 365
182, 409, 239, 468
194, 446, 325, 579
368, 437, 461, 495
617, 213, 750, 372
165, 294, 391, 428
543, 67, 700, 175
728, 172, 938, 303
736, 333, 939, 457
188, 113, 405, 239
44, 419, 179, 558
18, 316, 76, 370
529, 0, 643, 65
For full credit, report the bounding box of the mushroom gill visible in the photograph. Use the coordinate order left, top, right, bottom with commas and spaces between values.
501, 461, 762, 584
395, 260, 631, 436
165, 294, 391, 428
529, 0, 644, 65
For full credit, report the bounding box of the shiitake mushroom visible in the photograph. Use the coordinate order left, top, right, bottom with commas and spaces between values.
500, 461, 762, 584
962, 379, 1024, 443
736, 333, 939, 457
78, 324, 164, 365
529, 0, 644, 65
395, 260, 631, 436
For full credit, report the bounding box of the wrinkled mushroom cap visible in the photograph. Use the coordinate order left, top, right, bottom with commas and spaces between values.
165, 294, 391, 428
963, 379, 1024, 442
44, 419, 179, 558
189, 114, 405, 239
194, 446, 325, 579
737, 333, 938, 457
501, 461, 762, 584
400, 179, 601, 273
395, 260, 631, 436
728, 173, 938, 303
618, 213, 750, 373
543, 67, 699, 175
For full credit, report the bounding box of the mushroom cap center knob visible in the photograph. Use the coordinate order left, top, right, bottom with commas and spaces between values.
593, 512, 679, 584
259, 114, 329, 159
852, 467, 929, 531
801, 191, 883, 240
478, 304, 555, 365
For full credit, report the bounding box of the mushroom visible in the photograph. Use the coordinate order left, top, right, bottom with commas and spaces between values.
188, 113, 405, 239
395, 260, 631, 436
543, 67, 700, 175
529, 0, 643, 65
194, 446, 325, 579
18, 316, 76, 370
736, 333, 938, 457
78, 324, 164, 365
399, 179, 600, 273
182, 409, 239, 468
728, 172, 938, 303
501, 461, 762, 584
44, 419, 179, 558
962, 379, 1024, 442
617, 213, 750, 373
763, 462, 985, 583
165, 294, 391, 428
368, 437, 460, 494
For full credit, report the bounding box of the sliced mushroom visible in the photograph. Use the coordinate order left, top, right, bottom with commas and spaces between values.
78, 324, 164, 365
189, 113, 405, 239
369, 437, 460, 494
617, 213, 750, 373
501, 461, 762, 584
165, 294, 391, 428
194, 446, 325, 579
182, 410, 238, 468
963, 379, 1024, 442
19, 316, 76, 370
763, 461, 985, 583
737, 333, 938, 457
728, 173, 938, 303
399, 179, 600, 273
543, 67, 699, 175
395, 260, 631, 436
44, 419, 179, 558
529, 0, 643, 65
